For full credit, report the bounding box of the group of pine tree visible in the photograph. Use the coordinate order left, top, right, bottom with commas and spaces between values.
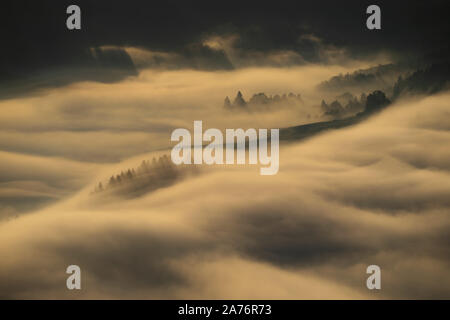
321, 90, 391, 118
92, 154, 184, 195
224, 91, 304, 110
225, 87, 395, 118
320, 92, 367, 118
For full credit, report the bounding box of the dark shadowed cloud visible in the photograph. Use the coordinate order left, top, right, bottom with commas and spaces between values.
1, 0, 448, 90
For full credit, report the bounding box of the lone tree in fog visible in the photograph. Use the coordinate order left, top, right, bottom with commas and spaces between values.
224, 96, 231, 108
233, 91, 247, 107
364, 90, 390, 114
127, 169, 133, 179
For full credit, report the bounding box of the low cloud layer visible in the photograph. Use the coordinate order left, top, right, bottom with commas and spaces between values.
0, 65, 358, 163
0, 64, 371, 218
0, 92, 449, 299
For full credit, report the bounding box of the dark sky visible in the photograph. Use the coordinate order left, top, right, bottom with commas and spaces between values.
1, 0, 448, 82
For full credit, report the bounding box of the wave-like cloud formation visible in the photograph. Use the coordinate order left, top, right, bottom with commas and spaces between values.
0, 92, 449, 299
1, 65, 359, 220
